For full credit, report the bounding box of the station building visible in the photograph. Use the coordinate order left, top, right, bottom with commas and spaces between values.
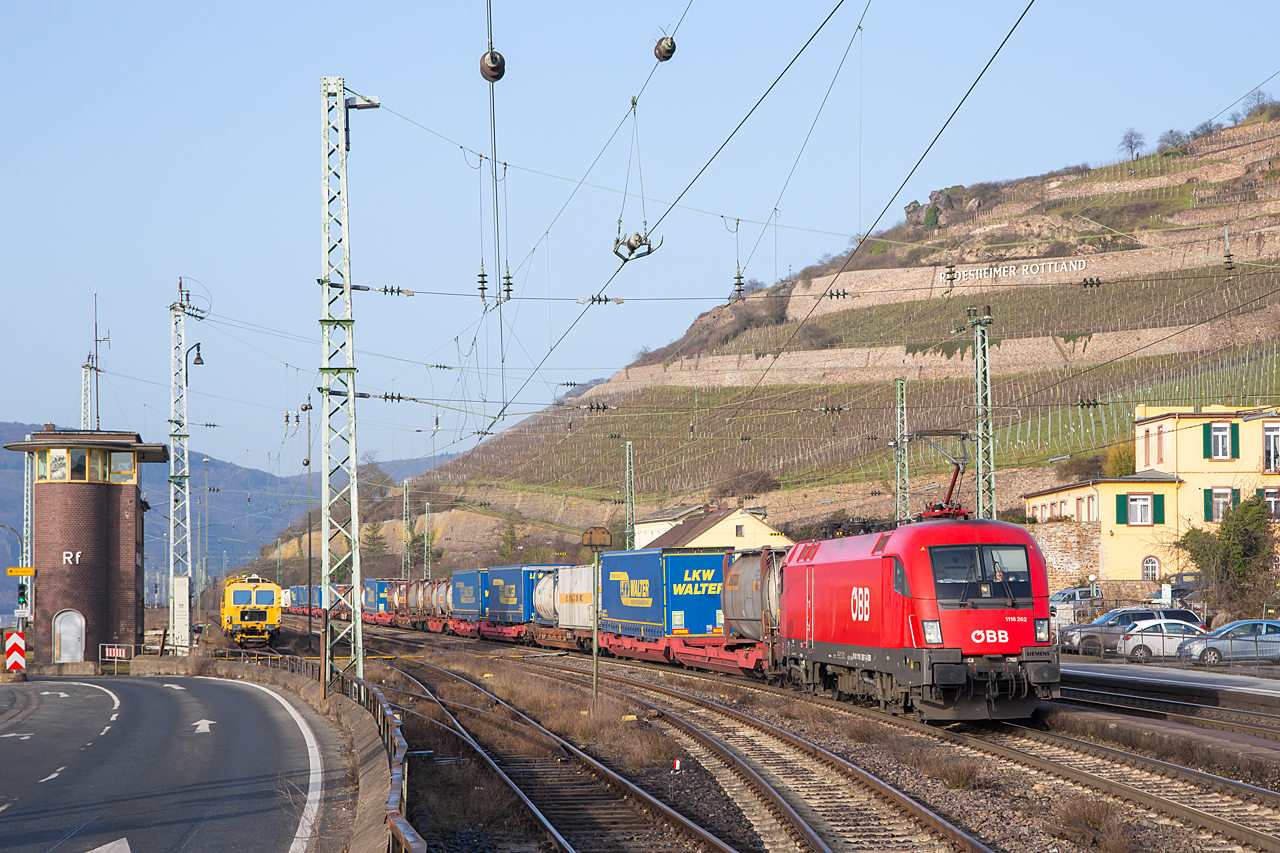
4, 426, 167, 665
1022, 405, 1280, 585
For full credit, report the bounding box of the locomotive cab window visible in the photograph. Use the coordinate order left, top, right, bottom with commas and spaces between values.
929, 544, 1032, 605
232, 589, 251, 605
255, 589, 275, 606
891, 557, 911, 597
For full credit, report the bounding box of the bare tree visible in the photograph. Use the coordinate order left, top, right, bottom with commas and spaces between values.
1157, 129, 1190, 154
1117, 127, 1145, 160
1230, 110, 1244, 126
1244, 89, 1274, 117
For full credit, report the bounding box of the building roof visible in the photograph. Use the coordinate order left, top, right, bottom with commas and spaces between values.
1022, 469, 1181, 499
644, 508, 738, 548
635, 504, 705, 525
1134, 406, 1280, 425
4, 429, 169, 464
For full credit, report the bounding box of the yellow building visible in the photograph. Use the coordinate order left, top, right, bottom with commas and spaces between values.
637, 505, 793, 550
1023, 405, 1280, 583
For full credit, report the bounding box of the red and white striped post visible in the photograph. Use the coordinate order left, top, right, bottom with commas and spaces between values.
5, 632, 26, 671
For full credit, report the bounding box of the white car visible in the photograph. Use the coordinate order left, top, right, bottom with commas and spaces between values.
1119, 618, 1206, 662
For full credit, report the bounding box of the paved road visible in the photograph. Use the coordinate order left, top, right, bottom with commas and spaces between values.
1064, 661, 1280, 698
0, 676, 321, 853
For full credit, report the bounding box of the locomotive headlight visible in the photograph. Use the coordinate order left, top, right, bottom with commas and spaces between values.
922, 620, 943, 645
1034, 619, 1050, 643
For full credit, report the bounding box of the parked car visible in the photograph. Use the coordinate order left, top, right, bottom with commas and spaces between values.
1049, 586, 1102, 618
1119, 618, 1206, 662
1178, 620, 1280, 665
1061, 607, 1204, 654
1142, 587, 1194, 604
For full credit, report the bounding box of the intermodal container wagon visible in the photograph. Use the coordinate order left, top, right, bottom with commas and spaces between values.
488, 565, 565, 624
451, 569, 488, 620
533, 565, 595, 629
362, 579, 391, 614
600, 549, 727, 640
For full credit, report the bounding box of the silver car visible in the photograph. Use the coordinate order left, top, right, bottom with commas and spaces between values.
1178, 620, 1280, 665
1119, 618, 1205, 662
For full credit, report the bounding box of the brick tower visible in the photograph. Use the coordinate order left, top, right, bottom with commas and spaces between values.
5, 427, 167, 665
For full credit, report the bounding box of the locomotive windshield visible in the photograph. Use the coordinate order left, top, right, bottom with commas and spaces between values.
928, 544, 1032, 606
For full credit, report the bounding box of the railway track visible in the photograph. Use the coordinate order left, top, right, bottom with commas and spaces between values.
292, 617, 1280, 851
362, 629, 996, 853
1059, 683, 1280, 742
389, 658, 745, 853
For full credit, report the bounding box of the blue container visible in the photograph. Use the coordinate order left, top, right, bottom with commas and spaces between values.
600, 549, 727, 640
487, 565, 564, 624
452, 569, 488, 620
362, 579, 391, 614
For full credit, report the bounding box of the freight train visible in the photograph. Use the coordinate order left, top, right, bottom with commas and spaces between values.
285, 519, 1059, 720
221, 574, 282, 647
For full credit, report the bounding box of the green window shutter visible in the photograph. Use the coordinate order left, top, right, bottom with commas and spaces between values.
1204, 489, 1214, 522
1153, 494, 1165, 525
1260, 488, 1268, 500
1116, 493, 1128, 525
1230, 423, 1240, 459
1232, 488, 1241, 507
1202, 423, 1212, 458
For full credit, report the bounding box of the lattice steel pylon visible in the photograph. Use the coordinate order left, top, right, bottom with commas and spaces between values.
624, 441, 635, 549
168, 282, 202, 651
894, 378, 909, 520
22, 434, 31, 567
320, 76, 376, 685
81, 357, 93, 429
968, 305, 996, 519
401, 486, 411, 580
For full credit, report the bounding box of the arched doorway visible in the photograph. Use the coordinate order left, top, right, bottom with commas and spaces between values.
53, 609, 85, 663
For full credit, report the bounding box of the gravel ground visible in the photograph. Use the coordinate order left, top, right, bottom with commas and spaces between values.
553, 656, 1234, 853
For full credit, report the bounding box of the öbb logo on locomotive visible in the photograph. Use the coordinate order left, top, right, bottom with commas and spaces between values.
850, 586, 871, 622
291, 518, 1060, 722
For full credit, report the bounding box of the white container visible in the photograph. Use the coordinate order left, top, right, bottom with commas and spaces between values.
556, 565, 596, 630
533, 573, 557, 622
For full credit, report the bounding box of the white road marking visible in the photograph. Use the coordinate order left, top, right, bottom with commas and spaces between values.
207, 679, 323, 853
86, 838, 131, 853
110, 713, 118, 721
38, 766, 66, 782
100, 726, 111, 736
0, 803, 10, 813
64, 682, 121, 710
162, 684, 186, 690
1, 732, 33, 740
191, 719, 215, 734
40, 691, 69, 698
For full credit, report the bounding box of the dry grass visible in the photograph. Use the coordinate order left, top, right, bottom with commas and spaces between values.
886, 736, 984, 790
841, 715, 889, 744
1050, 793, 1136, 853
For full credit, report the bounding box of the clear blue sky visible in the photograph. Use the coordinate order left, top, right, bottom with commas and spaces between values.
6, 1, 1276, 479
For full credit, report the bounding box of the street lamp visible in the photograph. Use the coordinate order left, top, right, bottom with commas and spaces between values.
185, 343, 203, 385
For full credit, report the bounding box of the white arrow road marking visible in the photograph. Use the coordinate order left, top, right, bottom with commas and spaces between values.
64, 682, 121, 709
0, 733, 33, 740
39, 691, 69, 698
163, 684, 186, 690
86, 838, 131, 853
191, 719, 216, 734
38, 766, 66, 782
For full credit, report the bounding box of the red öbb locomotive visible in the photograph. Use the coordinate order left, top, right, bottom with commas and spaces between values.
758, 518, 1058, 720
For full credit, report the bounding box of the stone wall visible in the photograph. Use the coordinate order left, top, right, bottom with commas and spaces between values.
583, 304, 1279, 394
1026, 521, 1100, 591
785, 234, 1280, 324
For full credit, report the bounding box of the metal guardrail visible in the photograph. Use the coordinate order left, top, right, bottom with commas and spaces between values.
213, 648, 427, 852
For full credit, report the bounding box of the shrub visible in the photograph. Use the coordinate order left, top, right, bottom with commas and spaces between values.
1102, 442, 1135, 477
710, 467, 780, 499
1054, 452, 1105, 482
923, 205, 939, 229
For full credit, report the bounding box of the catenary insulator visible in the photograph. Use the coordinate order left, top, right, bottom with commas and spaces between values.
654, 36, 676, 61
481, 50, 506, 82
626, 232, 644, 253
